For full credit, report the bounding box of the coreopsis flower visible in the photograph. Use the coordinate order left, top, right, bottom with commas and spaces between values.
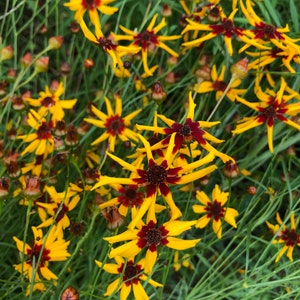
13, 226, 70, 295
247, 47, 300, 73
36, 186, 81, 239
112, 13, 181, 76
64, 0, 118, 24
95, 256, 163, 299
182, 8, 268, 56
240, 0, 300, 53
266, 213, 300, 262
93, 132, 217, 229
104, 220, 200, 274
25, 82, 77, 124
194, 64, 246, 101
78, 16, 140, 69
136, 92, 234, 163
192, 184, 238, 239
84, 96, 141, 152
232, 77, 300, 152
18, 109, 55, 158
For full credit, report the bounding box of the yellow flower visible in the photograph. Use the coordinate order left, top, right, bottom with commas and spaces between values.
25, 82, 77, 125
182, 8, 268, 56
104, 219, 200, 274
112, 13, 181, 76
36, 186, 81, 239
232, 77, 300, 153
64, 0, 118, 24
18, 110, 55, 158
84, 96, 141, 152
194, 64, 246, 101
266, 213, 300, 262
95, 256, 163, 300
137, 92, 234, 163
92, 132, 217, 229
78, 16, 140, 69
13, 226, 70, 295
192, 184, 238, 239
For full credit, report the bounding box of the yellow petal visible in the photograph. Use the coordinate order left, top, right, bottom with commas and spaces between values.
167, 236, 200, 250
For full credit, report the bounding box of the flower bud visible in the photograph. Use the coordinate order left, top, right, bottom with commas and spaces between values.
48, 35, 64, 49
0, 177, 10, 199
151, 81, 166, 104
70, 21, 80, 33
0, 45, 14, 61
20, 52, 33, 68
222, 160, 239, 178
34, 56, 49, 73
61, 62, 71, 76
247, 186, 257, 195
23, 176, 41, 197
61, 286, 79, 300
84, 58, 94, 69
230, 58, 248, 80
101, 207, 125, 230
161, 4, 172, 17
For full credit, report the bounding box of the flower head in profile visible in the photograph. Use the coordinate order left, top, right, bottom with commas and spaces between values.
112, 13, 181, 76
92, 132, 217, 229
78, 16, 140, 70
25, 82, 77, 125
192, 184, 238, 239
36, 186, 81, 239
13, 226, 70, 295
84, 96, 141, 152
95, 256, 163, 300
64, 0, 118, 24
266, 212, 300, 262
104, 219, 200, 274
240, 0, 300, 53
232, 77, 300, 152
137, 92, 234, 163
194, 64, 246, 101
18, 109, 55, 158
182, 8, 269, 56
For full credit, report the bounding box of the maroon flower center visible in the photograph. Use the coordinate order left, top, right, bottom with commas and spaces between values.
133, 30, 159, 50
41, 96, 55, 107
118, 186, 144, 208
104, 115, 125, 136
253, 22, 284, 40
256, 99, 288, 126
98, 37, 117, 52
281, 229, 300, 246
210, 19, 242, 37
53, 203, 69, 223
81, 0, 100, 10
37, 121, 53, 140
205, 200, 225, 221
146, 165, 167, 185
118, 261, 142, 286
137, 220, 169, 251
212, 80, 228, 92
27, 243, 50, 267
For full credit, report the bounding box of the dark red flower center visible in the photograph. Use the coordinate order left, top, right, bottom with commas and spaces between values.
210, 18, 243, 37
253, 22, 284, 40
98, 37, 117, 52
53, 203, 69, 223
146, 165, 167, 185
281, 229, 300, 246
205, 200, 225, 221
212, 80, 228, 92
81, 0, 100, 10
256, 99, 288, 126
37, 121, 54, 140
104, 115, 125, 136
118, 185, 144, 208
27, 243, 50, 267
133, 30, 159, 50
118, 261, 142, 286
137, 220, 169, 251
41, 96, 55, 107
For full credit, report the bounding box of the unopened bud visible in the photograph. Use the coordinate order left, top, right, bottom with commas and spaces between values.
34, 56, 49, 73
151, 81, 166, 104
0, 45, 14, 61
61, 62, 71, 76
84, 58, 94, 69
230, 58, 248, 80
0, 177, 10, 199
23, 176, 41, 197
101, 207, 125, 230
48, 36, 64, 50
20, 52, 33, 67
222, 160, 239, 178
247, 185, 257, 195
70, 21, 80, 33
162, 4, 172, 17
195, 64, 211, 82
